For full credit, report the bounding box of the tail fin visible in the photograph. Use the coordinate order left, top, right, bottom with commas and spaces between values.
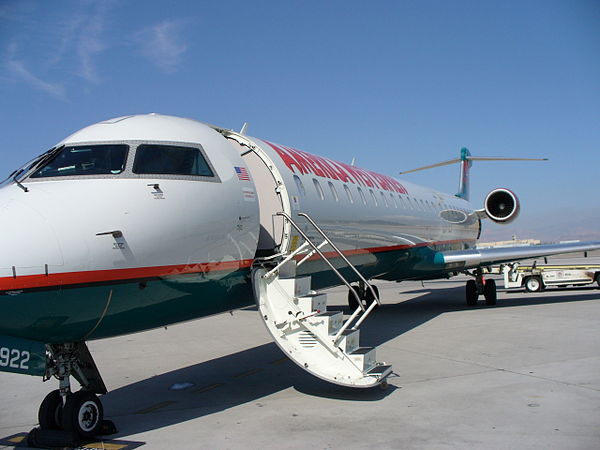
399, 148, 547, 202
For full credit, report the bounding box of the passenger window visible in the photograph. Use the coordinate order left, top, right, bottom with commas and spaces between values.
369, 189, 378, 206
398, 195, 406, 209
380, 191, 388, 207
30, 144, 128, 178
293, 175, 306, 196
313, 179, 324, 200
343, 184, 354, 203
328, 181, 339, 202
133, 144, 213, 176
357, 187, 367, 205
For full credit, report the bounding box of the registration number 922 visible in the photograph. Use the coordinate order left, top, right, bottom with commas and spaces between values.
0, 347, 31, 370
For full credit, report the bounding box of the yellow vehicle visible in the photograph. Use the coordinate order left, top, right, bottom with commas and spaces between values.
499, 262, 600, 292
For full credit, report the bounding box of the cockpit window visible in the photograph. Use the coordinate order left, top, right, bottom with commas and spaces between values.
30, 144, 128, 178
133, 144, 214, 176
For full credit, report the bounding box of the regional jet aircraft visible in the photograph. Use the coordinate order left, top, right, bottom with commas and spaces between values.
1, 114, 598, 441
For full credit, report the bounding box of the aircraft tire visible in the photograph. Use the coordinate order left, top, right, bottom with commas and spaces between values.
466, 280, 478, 306
348, 287, 360, 310
595, 273, 600, 288
364, 285, 380, 310
62, 390, 103, 438
524, 276, 542, 292
38, 389, 63, 430
484, 279, 497, 305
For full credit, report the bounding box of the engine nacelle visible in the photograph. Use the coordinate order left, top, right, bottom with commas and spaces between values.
484, 188, 520, 224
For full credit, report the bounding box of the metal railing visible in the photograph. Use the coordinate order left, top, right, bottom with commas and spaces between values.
263, 211, 381, 342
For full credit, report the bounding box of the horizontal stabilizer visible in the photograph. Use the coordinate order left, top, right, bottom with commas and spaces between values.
399, 148, 548, 201
399, 156, 548, 175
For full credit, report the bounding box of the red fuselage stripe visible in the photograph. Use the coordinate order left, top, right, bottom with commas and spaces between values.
0, 239, 471, 291
0, 259, 255, 291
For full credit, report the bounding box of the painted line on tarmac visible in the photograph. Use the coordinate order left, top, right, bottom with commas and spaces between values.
135, 400, 176, 414
233, 368, 262, 378
270, 357, 290, 365
193, 383, 224, 394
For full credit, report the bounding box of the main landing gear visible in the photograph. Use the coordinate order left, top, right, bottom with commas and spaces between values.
347, 281, 380, 310
465, 268, 497, 306
28, 342, 115, 447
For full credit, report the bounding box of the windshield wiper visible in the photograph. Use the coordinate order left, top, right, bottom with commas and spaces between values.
28, 145, 64, 173
2, 145, 64, 193
12, 169, 28, 192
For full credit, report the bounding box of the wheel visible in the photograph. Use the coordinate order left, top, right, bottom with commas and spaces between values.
524, 276, 542, 292
348, 286, 360, 310
62, 390, 103, 438
466, 280, 478, 306
595, 274, 600, 288
483, 279, 497, 305
38, 389, 63, 430
364, 285, 380, 309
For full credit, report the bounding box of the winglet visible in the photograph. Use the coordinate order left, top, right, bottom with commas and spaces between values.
239, 122, 249, 135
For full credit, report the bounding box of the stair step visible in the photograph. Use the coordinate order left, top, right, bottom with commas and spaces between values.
253, 264, 392, 388
277, 260, 298, 279
349, 346, 376, 372
304, 311, 343, 335
277, 276, 312, 298
295, 293, 327, 315
367, 364, 393, 379
337, 329, 360, 354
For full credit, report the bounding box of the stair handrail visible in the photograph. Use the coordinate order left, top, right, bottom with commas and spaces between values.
274, 211, 366, 313
295, 212, 381, 307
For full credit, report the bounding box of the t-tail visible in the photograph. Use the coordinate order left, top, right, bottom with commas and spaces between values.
399, 148, 548, 202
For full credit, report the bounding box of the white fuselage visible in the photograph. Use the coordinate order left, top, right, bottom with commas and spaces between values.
0, 114, 479, 343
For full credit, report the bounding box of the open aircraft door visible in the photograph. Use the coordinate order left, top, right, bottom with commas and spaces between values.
219, 129, 292, 257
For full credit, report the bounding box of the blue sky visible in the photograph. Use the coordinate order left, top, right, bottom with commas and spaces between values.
1, 0, 598, 242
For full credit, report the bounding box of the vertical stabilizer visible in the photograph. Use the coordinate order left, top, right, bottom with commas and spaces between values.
457, 147, 472, 201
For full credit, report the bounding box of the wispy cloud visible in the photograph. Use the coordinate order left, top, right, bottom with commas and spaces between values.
1, 1, 112, 99
75, 2, 110, 83
134, 20, 189, 74
4, 42, 66, 100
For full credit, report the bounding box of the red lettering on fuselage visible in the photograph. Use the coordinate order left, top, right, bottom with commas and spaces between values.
265, 141, 408, 194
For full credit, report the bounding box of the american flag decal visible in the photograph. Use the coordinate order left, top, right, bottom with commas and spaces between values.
235, 166, 250, 181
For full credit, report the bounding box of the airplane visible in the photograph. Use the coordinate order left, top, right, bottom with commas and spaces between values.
1, 113, 599, 442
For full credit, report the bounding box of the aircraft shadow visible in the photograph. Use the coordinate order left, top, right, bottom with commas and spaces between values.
103, 284, 598, 438
103, 342, 395, 438
352, 284, 600, 348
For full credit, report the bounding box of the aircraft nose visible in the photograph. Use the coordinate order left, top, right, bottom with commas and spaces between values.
0, 196, 64, 287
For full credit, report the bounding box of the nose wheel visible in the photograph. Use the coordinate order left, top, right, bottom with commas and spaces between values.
29, 342, 114, 447
62, 390, 104, 437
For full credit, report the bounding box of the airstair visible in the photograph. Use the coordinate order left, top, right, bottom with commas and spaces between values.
252, 212, 392, 387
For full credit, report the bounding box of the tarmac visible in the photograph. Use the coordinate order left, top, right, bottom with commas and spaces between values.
1, 256, 599, 449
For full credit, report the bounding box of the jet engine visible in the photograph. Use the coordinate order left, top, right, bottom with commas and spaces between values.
483, 188, 520, 224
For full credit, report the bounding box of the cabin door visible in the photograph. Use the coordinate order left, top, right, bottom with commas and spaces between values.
223, 133, 291, 257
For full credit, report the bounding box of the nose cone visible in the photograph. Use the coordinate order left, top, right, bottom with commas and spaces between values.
0, 188, 64, 289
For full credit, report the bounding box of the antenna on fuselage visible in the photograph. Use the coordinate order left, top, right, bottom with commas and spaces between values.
239, 122, 249, 135
351, 157, 356, 166
398, 148, 548, 201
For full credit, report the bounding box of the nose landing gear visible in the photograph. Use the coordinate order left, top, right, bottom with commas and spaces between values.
28, 342, 115, 448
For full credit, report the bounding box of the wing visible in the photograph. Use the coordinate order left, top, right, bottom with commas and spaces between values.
436, 241, 600, 270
